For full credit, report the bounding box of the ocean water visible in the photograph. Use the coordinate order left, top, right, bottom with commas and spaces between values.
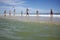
29, 13, 60, 15
0, 17, 60, 40
0, 13, 60, 16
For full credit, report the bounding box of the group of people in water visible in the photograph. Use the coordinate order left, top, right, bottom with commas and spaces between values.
4, 8, 53, 16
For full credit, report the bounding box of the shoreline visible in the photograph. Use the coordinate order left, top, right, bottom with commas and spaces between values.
0, 14, 60, 17
0, 16, 60, 25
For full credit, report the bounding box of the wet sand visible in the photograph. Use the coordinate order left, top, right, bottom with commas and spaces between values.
0, 16, 60, 24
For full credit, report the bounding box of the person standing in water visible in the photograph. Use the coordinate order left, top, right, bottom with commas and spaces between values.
4, 10, 6, 16
9, 10, 11, 16
50, 9, 53, 22
50, 9, 53, 15
21, 11, 23, 16
36, 10, 39, 16
14, 9, 16, 16
26, 8, 29, 16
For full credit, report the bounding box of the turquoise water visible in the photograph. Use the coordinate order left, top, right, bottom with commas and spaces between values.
0, 18, 60, 40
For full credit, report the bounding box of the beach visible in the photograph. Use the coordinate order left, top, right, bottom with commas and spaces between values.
0, 15, 60, 40
0, 15, 60, 23
0, 0, 60, 40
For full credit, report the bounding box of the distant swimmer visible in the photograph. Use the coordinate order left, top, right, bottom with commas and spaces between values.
4, 10, 6, 16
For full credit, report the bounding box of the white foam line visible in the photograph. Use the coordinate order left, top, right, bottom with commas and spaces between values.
0, 14, 60, 17
9, 15, 60, 17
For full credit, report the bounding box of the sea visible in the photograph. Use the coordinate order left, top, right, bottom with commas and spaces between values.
0, 13, 60, 16
29, 13, 60, 15
0, 13, 60, 40
0, 16, 60, 40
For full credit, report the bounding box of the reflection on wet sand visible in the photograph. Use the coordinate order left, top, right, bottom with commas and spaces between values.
50, 15, 53, 22
0, 16, 60, 23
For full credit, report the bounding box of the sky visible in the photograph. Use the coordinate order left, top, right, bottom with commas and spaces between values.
0, 0, 60, 14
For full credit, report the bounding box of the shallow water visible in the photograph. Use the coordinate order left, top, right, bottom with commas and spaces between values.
1, 16, 60, 22
0, 17, 60, 40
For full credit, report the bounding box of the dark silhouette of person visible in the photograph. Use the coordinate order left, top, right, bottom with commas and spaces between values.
9, 10, 11, 16
36, 10, 39, 16
21, 11, 23, 16
50, 9, 53, 15
26, 8, 29, 16
4, 10, 6, 16
14, 9, 15, 16
50, 9, 53, 22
